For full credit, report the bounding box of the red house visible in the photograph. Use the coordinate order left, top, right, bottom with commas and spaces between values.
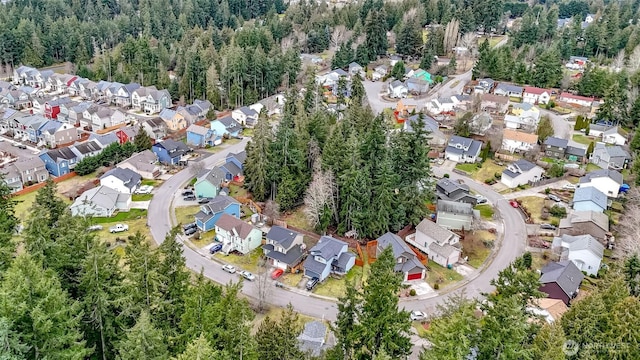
44, 97, 72, 119
115, 126, 139, 144
538, 261, 584, 305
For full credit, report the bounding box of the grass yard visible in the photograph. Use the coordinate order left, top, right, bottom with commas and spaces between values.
93, 217, 151, 244
449, 80, 460, 89
455, 163, 478, 173
531, 251, 553, 271
572, 134, 595, 145
314, 264, 367, 298
92, 209, 147, 224
475, 204, 494, 220
228, 184, 248, 199
243, 128, 254, 137
132, 193, 153, 201
13, 191, 70, 220
251, 306, 318, 334
282, 206, 314, 232
478, 36, 503, 48
141, 179, 161, 186
281, 272, 304, 287
516, 196, 546, 223
585, 163, 602, 172
428, 263, 463, 288
455, 161, 505, 182
214, 248, 264, 273
174, 205, 201, 226
541, 157, 557, 164
461, 230, 495, 268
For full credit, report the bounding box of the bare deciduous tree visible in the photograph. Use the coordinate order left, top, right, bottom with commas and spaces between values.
330, 25, 349, 50
458, 32, 477, 69
254, 258, 272, 313
629, 45, 640, 73
615, 187, 640, 256
281, 35, 296, 52
189, 160, 205, 176
443, 19, 460, 56
612, 49, 625, 72
303, 170, 336, 229
263, 200, 280, 226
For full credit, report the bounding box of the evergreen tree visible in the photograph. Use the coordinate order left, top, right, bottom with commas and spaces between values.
0, 175, 17, 272
179, 272, 223, 347
447, 55, 457, 75
489, 256, 545, 306
351, 74, 365, 106
390, 61, 405, 80
536, 116, 554, 143
630, 130, 640, 153
531, 47, 563, 88
255, 305, 305, 360
420, 48, 434, 71
453, 113, 472, 137
174, 334, 223, 360
530, 323, 566, 360
365, 9, 388, 57
477, 296, 535, 359
0, 255, 89, 360
0, 318, 30, 359
210, 282, 257, 360
117, 311, 169, 360
395, 18, 422, 57
624, 254, 640, 296
329, 281, 361, 359
134, 130, 153, 151
243, 111, 273, 201
586, 141, 595, 157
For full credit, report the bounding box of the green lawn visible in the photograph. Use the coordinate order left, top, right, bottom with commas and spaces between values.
455, 163, 478, 173
585, 163, 602, 172
516, 196, 546, 223
314, 263, 366, 298
461, 230, 495, 268
92, 209, 147, 224
175, 205, 201, 226
478, 36, 503, 48
475, 204, 494, 219
455, 161, 505, 182
95, 217, 151, 244
428, 263, 463, 288
541, 157, 557, 164
228, 184, 248, 199
141, 179, 161, 186
572, 134, 596, 145
214, 248, 264, 273
13, 191, 70, 221
132, 194, 153, 201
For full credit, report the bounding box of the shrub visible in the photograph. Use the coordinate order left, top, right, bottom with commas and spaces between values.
484, 178, 493, 184
193, 231, 201, 240
541, 212, 549, 220
494, 172, 502, 179
544, 187, 551, 194
547, 163, 565, 178
409, 289, 417, 296
550, 218, 560, 226
433, 283, 440, 290
549, 205, 567, 218
443, 173, 450, 178
483, 239, 494, 248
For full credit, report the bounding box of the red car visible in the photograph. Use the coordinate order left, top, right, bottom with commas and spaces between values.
509, 201, 519, 208
271, 269, 284, 280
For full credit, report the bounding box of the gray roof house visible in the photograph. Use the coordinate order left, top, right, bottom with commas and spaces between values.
436, 200, 474, 230
116, 150, 160, 179
572, 186, 608, 213
493, 83, 523, 98
304, 236, 355, 282
435, 178, 478, 205
543, 137, 569, 159
70, 185, 131, 217
376, 232, 426, 281
263, 226, 306, 271
406, 219, 462, 268
590, 143, 630, 170
551, 234, 604, 276
559, 210, 610, 242
298, 321, 330, 356
99, 167, 142, 194
579, 169, 623, 198
404, 114, 447, 147
501, 159, 544, 188
539, 260, 584, 305
444, 135, 482, 163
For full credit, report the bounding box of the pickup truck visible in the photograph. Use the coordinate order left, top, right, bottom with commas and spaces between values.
109, 224, 129, 233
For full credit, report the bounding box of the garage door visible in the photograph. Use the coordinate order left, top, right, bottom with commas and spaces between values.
407, 272, 422, 281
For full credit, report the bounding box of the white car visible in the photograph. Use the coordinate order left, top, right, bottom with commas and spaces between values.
222, 264, 236, 274
563, 184, 577, 190
239, 270, 256, 281
410, 310, 426, 321
109, 224, 129, 233
135, 185, 154, 194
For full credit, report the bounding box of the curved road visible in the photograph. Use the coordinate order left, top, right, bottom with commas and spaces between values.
148, 139, 526, 320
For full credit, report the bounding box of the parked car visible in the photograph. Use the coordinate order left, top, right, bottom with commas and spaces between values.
306, 277, 319, 291
222, 264, 236, 274
87, 225, 103, 231
198, 197, 213, 204
540, 223, 557, 230
239, 270, 256, 281
183, 194, 196, 201
548, 194, 561, 202
562, 184, 577, 190
475, 195, 488, 204
209, 243, 223, 254
184, 227, 197, 236
509, 200, 519, 208
135, 185, 154, 194
109, 224, 129, 233
182, 222, 197, 232
271, 268, 284, 280
410, 310, 427, 321
181, 189, 194, 196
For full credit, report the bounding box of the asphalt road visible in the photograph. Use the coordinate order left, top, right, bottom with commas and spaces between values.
148, 138, 527, 321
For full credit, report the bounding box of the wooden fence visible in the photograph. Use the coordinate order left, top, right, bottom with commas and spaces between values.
12, 171, 77, 196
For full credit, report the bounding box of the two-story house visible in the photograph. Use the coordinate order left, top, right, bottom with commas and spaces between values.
132, 86, 171, 114
376, 232, 426, 281
590, 143, 630, 170
501, 159, 545, 188
194, 195, 241, 232
99, 168, 142, 194
39, 120, 78, 148
10, 157, 49, 186
303, 236, 356, 281
543, 137, 569, 159
572, 186, 607, 213
539, 261, 584, 305
152, 139, 190, 165
194, 166, 226, 198
70, 139, 103, 161
578, 169, 623, 198
559, 210, 610, 243
140, 117, 167, 140
232, 106, 259, 127
210, 116, 242, 138
523, 87, 551, 105
186, 124, 218, 147
214, 214, 262, 255
435, 178, 478, 205
444, 135, 482, 163
263, 226, 306, 272
116, 150, 160, 179
39, 147, 78, 177
406, 219, 461, 268
159, 108, 187, 131
551, 234, 604, 276
502, 129, 539, 153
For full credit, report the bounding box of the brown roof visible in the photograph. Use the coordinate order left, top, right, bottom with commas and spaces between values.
481, 93, 508, 104
215, 213, 256, 239
534, 298, 568, 320
503, 129, 539, 144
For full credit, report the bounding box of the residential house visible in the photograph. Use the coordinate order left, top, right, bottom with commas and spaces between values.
39, 120, 78, 148
501, 159, 545, 188
186, 99, 213, 120
602, 126, 627, 145
567, 56, 588, 69
263, 226, 306, 272
539, 261, 584, 305
425, 97, 456, 115
113, 83, 141, 108
159, 108, 187, 131
475, 78, 495, 94
590, 143, 630, 170
523, 87, 551, 104
219, 161, 243, 182
39, 147, 78, 176
315, 69, 349, 88
16, 114, 47, 143
579, 169, 623, 198
194, 195, 241, 232
435, 178, 478, 205
94, 81, 112, 101
140, 117, 167, 140
552, 234, 604, 276
390, 55, 402, 67
1, 164, 23, 192
494, 83, 523, 98
469, 112, 493, 135
587, 124, 609, 138
186, 124, 218, 147
210, 116, 242, 138
47, 73, 77, 94
451, 95, 472, 111
406, 219, 461, 268
444, 135, 482, 163
64, 102, 93, 127
543, 137, 569, 159
2, 89, 32, 109
297, 321, 330, 357
116, 150, 160, 179
436, 200, 474, 230
6, 157, 49, 186
303, 236, 355, 281
348, 62, 365, 78
88, 132, 119, 149
405, 77, 430, 95
132, 86, 171, 114
505, 103, 541, 131
372, 65, 388, 81
403, 114, 447, 147
480, 93, 509, 113
194, 167, 226, 198
376, 232, 426, 281
70, 185, 131, 217
566, 145, 587, 163
226, 151, 246, 170
71, 140, 103, 161
214, 214, 262, 255
115, 126, 138, 145
572, 186, 608, 213
558, 92, 595, 107
99, 168, 142, 194
84, 105, 126, 131
502, 129, 539, 153
559, 210, 610, 243
44, 97, 73, 119
152, 139, 190, 165
257, 94, 285, 117
387, 80, 408, 99
232, 106, 259, 127
56, 100, 78, 123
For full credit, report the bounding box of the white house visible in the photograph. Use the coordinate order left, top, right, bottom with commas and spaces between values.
70, 185, 131, 217
425, 97, 456, 114
552, 234, 604, 276
493, 83, 523, 98
558, 92, 595, 107
601, 126, 627, 145
388, 80, 408, 99
523, 87, 551, 105
579, 169, 623, 198
99, 168, 142, 194
232, 106, 259, 128
587, 124, 609, 138
444, 135, 482, 163
501, 159, 545, 188
590, 143, 630, 170
502, 129, 539, 153
405, 219, 461, 267
214, 213, 263, 255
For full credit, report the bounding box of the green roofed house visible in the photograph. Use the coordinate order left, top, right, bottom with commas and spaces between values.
412, 69, 433, 83
406, 69, 432, 95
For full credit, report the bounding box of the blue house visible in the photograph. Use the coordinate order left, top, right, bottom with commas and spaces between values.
186, 124, 217, 147
39, 147, 78, 177
210, 116, 242, 138
20, 114, 47, 143
152, 139, 190, 165
572, 186, 608, 213
226, 151, 246, 169
219, 162, 243, 181
194, 167, 226, 198
303, 236, 356, 281
194, 195, 241, 232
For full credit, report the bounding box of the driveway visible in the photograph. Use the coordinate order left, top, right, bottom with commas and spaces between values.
539, 109, 584, 149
